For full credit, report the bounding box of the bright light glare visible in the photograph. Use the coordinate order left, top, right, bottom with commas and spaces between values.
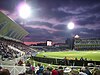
18, 3, 31, 19
75, 35, 80, 38
67, 22, 75, 29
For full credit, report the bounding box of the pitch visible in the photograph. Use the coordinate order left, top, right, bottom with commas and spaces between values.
36, 51, 100, 61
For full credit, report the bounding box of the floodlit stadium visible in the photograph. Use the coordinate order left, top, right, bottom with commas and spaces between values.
0, 11, 100, 75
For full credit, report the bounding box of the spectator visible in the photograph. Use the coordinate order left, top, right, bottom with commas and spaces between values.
58, 66, 63, 75
26, 61, 31, 67
63, 67, 71, 75
64, 57, 67, 66
43, 67, 51, 75
70, 69, 79, 75
79, 67, 87, 75
80, 57, 84, 61
18, 59, 23, 66
0, 66, 2, 70
52, 67, 59, 75
0, 69, 10, 75
36, 66, 44, 75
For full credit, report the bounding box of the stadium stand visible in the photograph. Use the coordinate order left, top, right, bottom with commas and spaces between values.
0, 37, 20, 60
0, 11, 35, 75
31, 45, 68, 52
74, 38, 100, 50
0, 11, 36, 57
0, 37, 36, 61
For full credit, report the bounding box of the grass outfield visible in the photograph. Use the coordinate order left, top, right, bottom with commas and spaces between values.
36, 51, 100, 61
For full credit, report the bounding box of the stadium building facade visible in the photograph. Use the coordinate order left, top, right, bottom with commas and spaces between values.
74, 38, 100, 50
65, 38, 74, 50
0, 11, 29, 42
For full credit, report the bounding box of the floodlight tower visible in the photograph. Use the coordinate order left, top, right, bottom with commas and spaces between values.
17, 0, 31, 42
67, 22, 75, 30
67, 22, 75, 50
18, 0, 31, 19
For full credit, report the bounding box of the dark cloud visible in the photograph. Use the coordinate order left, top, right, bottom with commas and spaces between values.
1, 0, 100, 42
0, 0, 21, 12
53, 24, 66, 30
24, 27, 53, 42
72, 28, 100, 38
77, 16, 97, 25
26, 21, 53, 28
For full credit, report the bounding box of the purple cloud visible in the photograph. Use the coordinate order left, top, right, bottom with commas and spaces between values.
1, 0, 100, 42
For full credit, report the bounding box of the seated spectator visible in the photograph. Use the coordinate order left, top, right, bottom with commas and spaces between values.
70, 69, 79, 75
0, 68, 10, 75
43, 67, 51, 75
26, 61, 31, 67
63, 67, 71, 75
36, 66, 44, 75
52, 67, 59, 75
58, 65, 63, 75
47, 67, 53, 72
0, 66, 2, 70
18, 59, 23, 66
31, 65, 35, 75
79, 67, 87, 75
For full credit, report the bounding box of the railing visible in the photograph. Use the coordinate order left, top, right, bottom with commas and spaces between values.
0, 55, 28, 75
0, 64, 26, 75
33, 56, 100, 66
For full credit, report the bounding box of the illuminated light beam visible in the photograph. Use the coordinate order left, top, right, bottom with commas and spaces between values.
67, 22, 75, 30
18, 2, 31, 19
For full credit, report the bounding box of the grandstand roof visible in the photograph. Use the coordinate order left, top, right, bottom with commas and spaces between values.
0, 11, 29, 41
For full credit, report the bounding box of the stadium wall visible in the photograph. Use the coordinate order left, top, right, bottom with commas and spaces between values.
33, 56, 100, 66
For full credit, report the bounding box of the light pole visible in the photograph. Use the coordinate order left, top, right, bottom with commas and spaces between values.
67, 22, 75, 30
17, 1, 31, 19
67, 22, 75, 50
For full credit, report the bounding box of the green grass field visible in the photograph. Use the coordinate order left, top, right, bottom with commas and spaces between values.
36, 51, 100, 61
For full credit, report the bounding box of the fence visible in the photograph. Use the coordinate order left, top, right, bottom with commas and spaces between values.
33, 56, 100, 66
0, 64, 26, 75
0, 55, 27, 75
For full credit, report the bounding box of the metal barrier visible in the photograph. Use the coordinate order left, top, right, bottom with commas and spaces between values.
33, 56, 100, 66
0, 64, 26, 75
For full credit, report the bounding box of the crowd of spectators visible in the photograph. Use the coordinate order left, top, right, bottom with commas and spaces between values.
43, 46, 67, 52
0, 39, 18, 60
0, 38, 35, 61
0, 62, 100, 75
74, 39, 100, 50
32, 46, 68, 52
26, 63, 100, 75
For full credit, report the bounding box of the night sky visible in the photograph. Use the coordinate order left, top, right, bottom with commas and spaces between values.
0, 0, 100, 43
